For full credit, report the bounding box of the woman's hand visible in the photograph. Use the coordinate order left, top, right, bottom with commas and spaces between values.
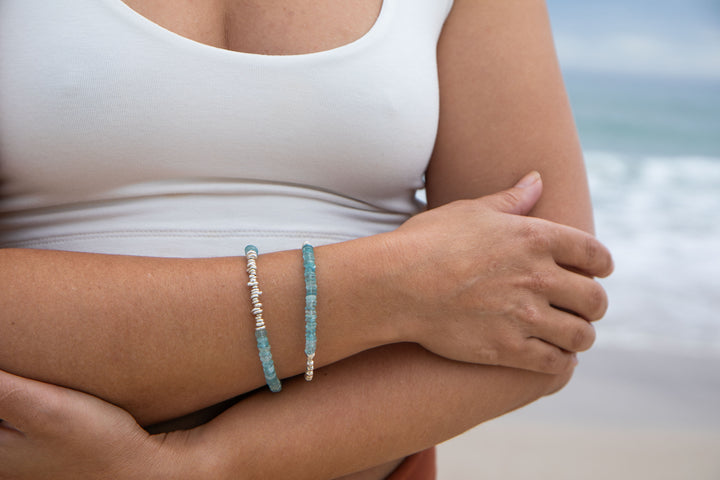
0, 369, 191, 480
384, 172, 613, 374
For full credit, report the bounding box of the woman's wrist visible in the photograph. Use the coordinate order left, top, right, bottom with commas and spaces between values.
139, 433, 214, 480
314, 232, 413, 349
356, 229, 431, 347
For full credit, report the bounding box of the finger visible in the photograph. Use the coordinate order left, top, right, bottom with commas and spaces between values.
0, 370, 32, 428
528, 307, 597, 353
549, 225, 614, 278
481, 171, 543, 216
510, 338, 577, 374
546, 270, 609, 322
0, 369, 59, 432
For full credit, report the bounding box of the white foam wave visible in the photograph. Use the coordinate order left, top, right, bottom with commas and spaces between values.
586, 151, 720, 355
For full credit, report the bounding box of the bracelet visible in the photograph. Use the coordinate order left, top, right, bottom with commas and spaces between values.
302, 242, 317, 381
244, 245, 282, 393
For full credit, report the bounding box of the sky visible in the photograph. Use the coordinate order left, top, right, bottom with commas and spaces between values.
546, 0, 720, 79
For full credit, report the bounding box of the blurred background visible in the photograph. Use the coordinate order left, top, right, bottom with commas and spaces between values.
553, 0, 720, 355
438, 1, 720, 478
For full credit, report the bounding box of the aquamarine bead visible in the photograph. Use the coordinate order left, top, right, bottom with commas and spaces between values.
255, 329, 281, 392
302, 243, 318, 374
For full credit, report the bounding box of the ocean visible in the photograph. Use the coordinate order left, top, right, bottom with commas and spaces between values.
565, 72, 720, 356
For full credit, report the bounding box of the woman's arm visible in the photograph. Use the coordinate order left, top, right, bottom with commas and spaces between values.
1, 182, 592, 479
429, 0, 593, 228
0, 345, 570, 480
0, 244, 392, 425
187, 344, 576, 480
0, 187, 608, 426
0, 188, 607, 427
0, 343, 574, 480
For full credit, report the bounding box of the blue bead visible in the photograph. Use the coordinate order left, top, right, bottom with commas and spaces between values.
255, 328, 282, 392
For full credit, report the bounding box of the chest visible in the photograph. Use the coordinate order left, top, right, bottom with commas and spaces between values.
119, 0, 383, 54
1, 0, 450, 216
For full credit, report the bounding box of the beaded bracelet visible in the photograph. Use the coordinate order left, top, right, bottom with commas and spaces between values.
302, 242, 317, 381
244, 245, 282, 393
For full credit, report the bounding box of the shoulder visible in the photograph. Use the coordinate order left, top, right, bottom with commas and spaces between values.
437, 0, 558, 81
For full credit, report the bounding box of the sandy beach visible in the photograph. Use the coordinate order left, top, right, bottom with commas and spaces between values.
437, 346, 720, 479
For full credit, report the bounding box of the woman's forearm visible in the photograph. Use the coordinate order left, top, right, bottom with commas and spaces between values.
0, 239, 397, 425
180, 343, 570, 480
0, 342, 571, 480
1, 180, 609, 427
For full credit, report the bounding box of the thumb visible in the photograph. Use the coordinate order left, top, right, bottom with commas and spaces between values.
482, 171, 543, 215
0, 369, 60, 433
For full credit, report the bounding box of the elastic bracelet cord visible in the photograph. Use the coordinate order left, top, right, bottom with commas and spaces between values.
244, 245, 282, 393
302, 242, 317, 381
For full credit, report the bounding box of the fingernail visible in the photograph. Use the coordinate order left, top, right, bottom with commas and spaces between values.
572, 353, 579, 366
516, 171, 541, 188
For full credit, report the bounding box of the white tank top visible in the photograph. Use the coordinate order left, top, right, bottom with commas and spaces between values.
0, 0, 454, 256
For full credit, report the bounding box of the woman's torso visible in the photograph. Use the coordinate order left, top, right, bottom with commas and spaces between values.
0, 0, 453, 449
0, 0, 452, 257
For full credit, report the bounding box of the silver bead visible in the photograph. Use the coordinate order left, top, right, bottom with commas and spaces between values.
305, 354, 315, 381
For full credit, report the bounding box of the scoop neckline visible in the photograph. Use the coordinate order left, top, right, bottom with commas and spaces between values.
103, 0, 390, 61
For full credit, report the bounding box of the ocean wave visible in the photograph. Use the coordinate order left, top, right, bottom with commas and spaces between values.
586, 150, 720, 355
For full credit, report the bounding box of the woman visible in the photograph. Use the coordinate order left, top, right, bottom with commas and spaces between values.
0, 0, 612, 478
